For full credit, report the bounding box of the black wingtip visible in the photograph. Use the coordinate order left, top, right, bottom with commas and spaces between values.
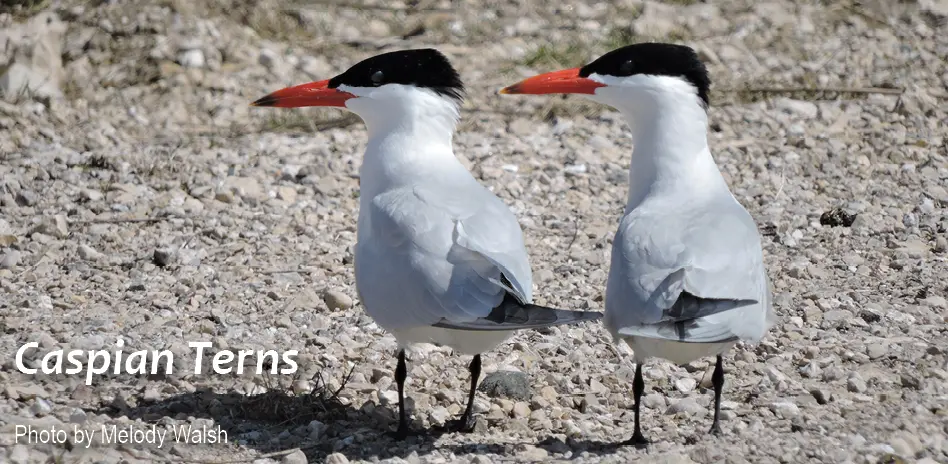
250, 94, 277, 107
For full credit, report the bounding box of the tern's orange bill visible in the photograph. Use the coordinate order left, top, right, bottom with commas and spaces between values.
499, 68, 606, 95
251, 79, 355, 108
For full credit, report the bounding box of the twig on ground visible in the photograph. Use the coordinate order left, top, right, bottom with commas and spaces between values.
75, 217, 165, 225
726, 86, 904, 96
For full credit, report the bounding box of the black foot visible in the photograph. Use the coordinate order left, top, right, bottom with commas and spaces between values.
623, 432, 649, 449
443, 415, 478, 434
709, 422, 723, 436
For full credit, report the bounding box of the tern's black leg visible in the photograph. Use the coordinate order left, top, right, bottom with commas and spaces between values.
389, 349, 416, 439
623, 362, 649, 447
446, 354, 481, 433
709, 354, 724, 436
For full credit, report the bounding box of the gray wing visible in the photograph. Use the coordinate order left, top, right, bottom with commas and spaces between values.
431, 293, 602, 331
605, 198, 772, 343
355, 182, 533, 331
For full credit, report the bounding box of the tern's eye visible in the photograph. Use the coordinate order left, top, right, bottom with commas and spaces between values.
371, 70, 384, 85
620, 60, 634, 75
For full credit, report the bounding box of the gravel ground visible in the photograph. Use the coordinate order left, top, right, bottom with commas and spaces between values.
1, 0, 947, 463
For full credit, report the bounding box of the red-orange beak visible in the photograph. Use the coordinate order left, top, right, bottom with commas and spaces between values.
251, 79, 355, 108
499, 68, 606, 95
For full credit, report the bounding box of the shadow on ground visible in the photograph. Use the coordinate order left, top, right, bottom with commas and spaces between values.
93, 383, 582, 461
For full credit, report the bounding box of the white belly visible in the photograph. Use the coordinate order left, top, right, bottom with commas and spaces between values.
391, 326, 514, 355
623, 336, 736, 365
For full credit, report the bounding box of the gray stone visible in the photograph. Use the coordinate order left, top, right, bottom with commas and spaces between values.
281, 450, 307, 464
322, 289, 353, 311
478, 370, 531, 401
0, 250, 21, 269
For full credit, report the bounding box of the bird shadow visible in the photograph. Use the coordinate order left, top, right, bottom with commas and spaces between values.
535, 435, 641, 459
92, 377, 461, 462
93, 373, 566, 462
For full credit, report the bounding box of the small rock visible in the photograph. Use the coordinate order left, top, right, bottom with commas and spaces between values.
770, 401, 800, 419
15, 189, 38, 206
30, 398, 53, 416
379, 390, 399, 406
276, 186, 298, 203
822, 309, 852, 329
143, 386, 161, 402
258, 49, 280, 70
675, 377, 697, 393
665, 397, 703, 416
810, 388, 832, 405
325, 453, 349, 464
429, 406, 450, 426
900, 372, 922, 390
643, 392, 666, 409
153, 248, 174, 267
847, 374, 867, 393
889, 431, 923, 458
820, 207, 856, 227
281, 450, 307, 464
775, 98, 819, 119
322, 290, 353, 310
222, 176, 265, 202
8, 444, 30, 464
517, 445, 548, 461
81, 189, 103, 202
866, 343, 887, 360
564, 164, 587, 176
308, 420, 326, 440
77, 244, 101, 261
0, 250, 21, 269
33, 215, 69, 239
215, 190, 235, 203
177, 48, 205, 68
512, 401, 531, 418
478, 371, 531, 401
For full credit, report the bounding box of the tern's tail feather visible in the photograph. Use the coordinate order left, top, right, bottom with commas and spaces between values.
432, 294, 602, 331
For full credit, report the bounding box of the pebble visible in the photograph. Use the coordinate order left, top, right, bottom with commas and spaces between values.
258, 49, 280, 70
81, 189, 103, 202
517, 445, 549, 460
866, 343, 887, 359
478, 371, 531, 401
177, 48, 205, 68
643, 392, 666, 409
0, 250, 21, 269
675, 377, 697, 393
77, 244, 101, 260
153, 248, 174, 267
8, 445, 30, 464
325, 454, 349, 464
512, 401, 531, 418
281, 450, 307, 464
770, 401, 800, 419
323, 289, 353, 310
665, 397, 704, 416
276, 186, 298, 203
30, 398, 53, 416
847, 374, 868, 393
775, 98, 819, 119
32, 215, 69, 239
15, 189, 38, 206
308, 420, 327, 440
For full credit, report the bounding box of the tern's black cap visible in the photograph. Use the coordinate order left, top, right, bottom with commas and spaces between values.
327, 48, 464, 102
579, 43, 710, 106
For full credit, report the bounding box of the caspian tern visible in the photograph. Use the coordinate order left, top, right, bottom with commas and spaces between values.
500, 43, 776, 445
252, 48, 602, 438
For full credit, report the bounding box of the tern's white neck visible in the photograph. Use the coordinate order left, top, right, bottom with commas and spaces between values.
344, 86, 465, 199
590, 75, 727, 212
